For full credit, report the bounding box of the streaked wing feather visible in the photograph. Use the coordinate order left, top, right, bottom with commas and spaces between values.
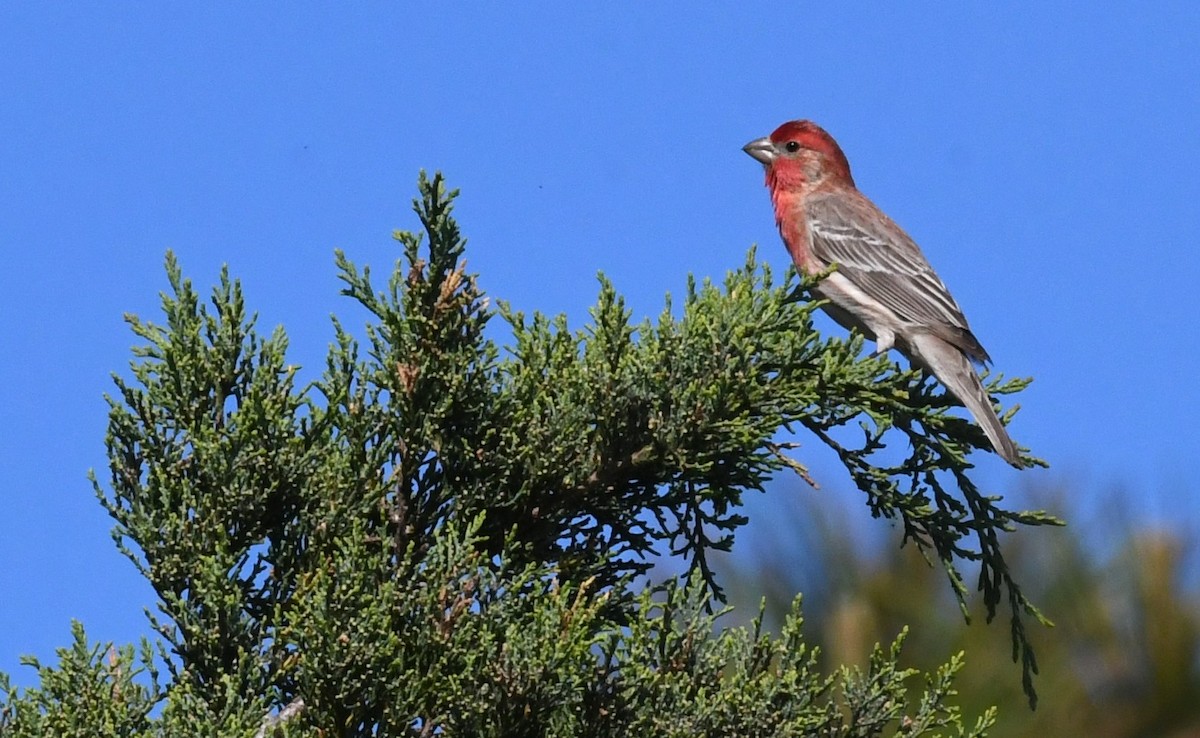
807, 192, 990, 362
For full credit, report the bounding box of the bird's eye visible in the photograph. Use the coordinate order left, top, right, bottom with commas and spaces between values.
784, 141, 801, 153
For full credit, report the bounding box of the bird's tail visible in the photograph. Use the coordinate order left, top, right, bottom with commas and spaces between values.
909, 334, 1023, 468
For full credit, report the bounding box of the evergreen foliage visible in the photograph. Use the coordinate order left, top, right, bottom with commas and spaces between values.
1, 173, 1056, 736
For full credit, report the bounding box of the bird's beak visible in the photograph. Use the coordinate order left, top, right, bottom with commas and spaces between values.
742, 136, 777, 166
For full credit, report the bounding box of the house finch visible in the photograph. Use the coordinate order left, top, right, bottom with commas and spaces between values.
743, 120, 1022, 467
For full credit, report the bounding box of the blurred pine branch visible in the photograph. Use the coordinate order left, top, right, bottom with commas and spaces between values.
720, 485, 1200, 738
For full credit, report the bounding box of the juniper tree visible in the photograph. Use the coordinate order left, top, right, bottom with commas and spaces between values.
1, 173, 1059, 737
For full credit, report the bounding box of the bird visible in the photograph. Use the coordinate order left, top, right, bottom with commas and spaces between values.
743, 120, 1022, 467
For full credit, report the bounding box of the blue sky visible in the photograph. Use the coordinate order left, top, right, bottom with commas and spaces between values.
2, 5, 1198, 682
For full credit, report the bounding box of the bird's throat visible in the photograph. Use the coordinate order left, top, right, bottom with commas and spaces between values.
767, 185, 822, 273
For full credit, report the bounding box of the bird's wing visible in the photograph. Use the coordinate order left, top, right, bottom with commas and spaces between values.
806, 190, 991, 363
